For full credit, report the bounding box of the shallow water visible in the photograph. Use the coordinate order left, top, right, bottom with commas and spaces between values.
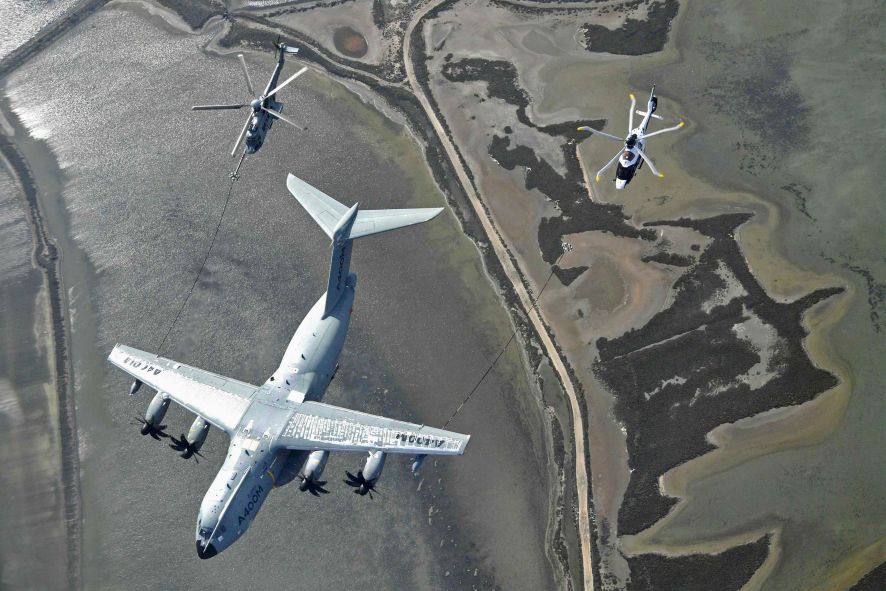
632, 2, 886, 589
0, 0, 79, 61
6, 6, 560, 590
0, 159, 68, 590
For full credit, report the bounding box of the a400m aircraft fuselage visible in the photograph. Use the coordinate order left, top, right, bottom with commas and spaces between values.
194, 272, 356, 558
109, 174, 470, 559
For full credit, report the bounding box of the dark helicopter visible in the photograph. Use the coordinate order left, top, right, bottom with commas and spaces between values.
192, 41, 308, 157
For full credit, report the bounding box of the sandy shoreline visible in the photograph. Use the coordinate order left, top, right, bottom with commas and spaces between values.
0, 99, 81, 589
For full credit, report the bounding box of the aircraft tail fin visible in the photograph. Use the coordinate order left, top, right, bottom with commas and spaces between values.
286, 173, 443, 317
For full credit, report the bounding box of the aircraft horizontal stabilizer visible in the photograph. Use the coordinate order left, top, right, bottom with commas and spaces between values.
635, 110, 663, 120
286, 173, 444, 317
286, 173, 443, 241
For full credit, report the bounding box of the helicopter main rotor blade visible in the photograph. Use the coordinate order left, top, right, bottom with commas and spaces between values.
637, 147, 664, 178
643, 120, 685, 138
264, 66, 309, 99
261, 107, 305, 131
231, 112, 252, 157
192, 104, 246, 110
628, 93, 637, 132
595, 150, 622, 183
238, 54, 256, 96
577, 126, 624, 142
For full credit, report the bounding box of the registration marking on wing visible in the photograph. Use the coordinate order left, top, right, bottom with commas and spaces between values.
281, 413, 464, 452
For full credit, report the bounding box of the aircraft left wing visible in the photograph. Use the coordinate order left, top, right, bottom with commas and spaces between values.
274, 401, 469, 455
108, 344, 256, 435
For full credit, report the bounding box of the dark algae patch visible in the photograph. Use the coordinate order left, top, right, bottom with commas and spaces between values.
641, 251, 694, 267
553, 265, 589, 287
848, 560, 886, 591
594, 213, 843, 535
581, 0, 679, 56
626, 534, 771, 590
489, 135, 655, 263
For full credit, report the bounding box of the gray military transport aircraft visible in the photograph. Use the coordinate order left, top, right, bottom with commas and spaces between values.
108, 174, 470, 559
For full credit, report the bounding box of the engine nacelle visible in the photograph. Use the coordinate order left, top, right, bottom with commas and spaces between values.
302, 450, 329, 482
411, 454, 427, 474
143, 392, 170, 433
129, 379, 142, 395
186, 417, 210, 451
145, 392, 169, 427
362, 451, 386, 483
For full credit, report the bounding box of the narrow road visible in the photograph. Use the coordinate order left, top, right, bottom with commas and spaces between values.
403, 3, 596, 590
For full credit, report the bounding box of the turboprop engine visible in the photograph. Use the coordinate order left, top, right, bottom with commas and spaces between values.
345, 451, 385, 497
136, 392, 169, 438
170, 417, 210, 459
298, 450, 330, 495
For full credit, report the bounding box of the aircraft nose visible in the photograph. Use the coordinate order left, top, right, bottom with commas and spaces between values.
196, 540, 218, 560
615, 179, 627, 189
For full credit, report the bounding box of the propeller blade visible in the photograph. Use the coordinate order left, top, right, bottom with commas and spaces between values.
637, 147, 664, 178
237, 54, 255, 96
265, 66, 309, 99
231, 112, 252, 158
595, 150, 623, 183
643, 120, 685, 138
261, 107, 305, 131
192, 104, 246, 110
628, 93, 636, 132
577, 126, 624, 142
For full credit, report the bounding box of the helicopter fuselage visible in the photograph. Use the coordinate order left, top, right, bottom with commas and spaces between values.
244, 98, 283, 154
615, 96, 656, 189
244, 47, 288, 154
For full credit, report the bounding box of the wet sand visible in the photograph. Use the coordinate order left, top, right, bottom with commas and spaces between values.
4, 4, 562, 590
0, 150, 69, 590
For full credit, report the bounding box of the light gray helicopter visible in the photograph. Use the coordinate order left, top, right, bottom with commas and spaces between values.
578, 85, 684, 189
109, 174, 470, 559
192, 42, 308, 157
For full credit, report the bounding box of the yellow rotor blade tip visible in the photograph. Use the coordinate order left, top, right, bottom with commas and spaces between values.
679, 121, 685, 127
595, 175, 601, 183
658, 173, 665, 178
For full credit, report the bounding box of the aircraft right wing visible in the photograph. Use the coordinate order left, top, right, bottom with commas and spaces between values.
274, 401, 469, 456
